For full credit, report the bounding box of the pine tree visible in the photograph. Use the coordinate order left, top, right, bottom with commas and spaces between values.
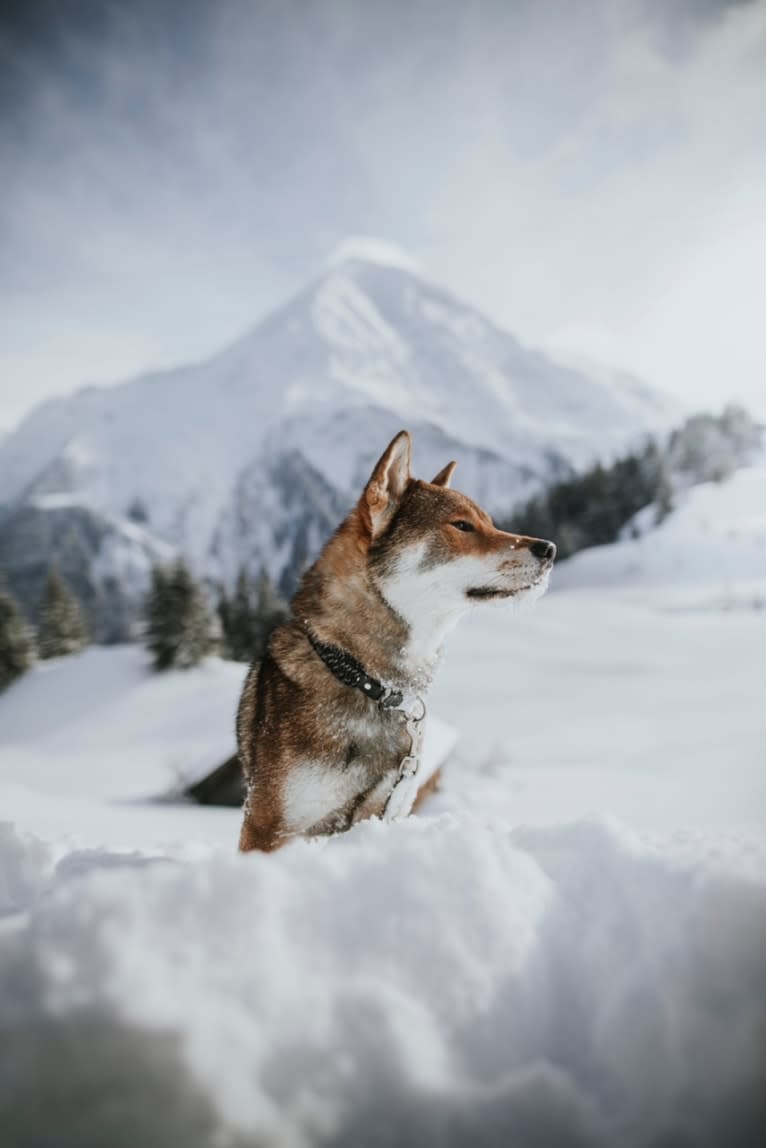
251, 571, 289, 662
216, 583, 233, 659
38, 568, 90, 659
0, 585, 34, 690
228, 569, 258, 662
218, 568, 289, 663
145, 559, 216, 670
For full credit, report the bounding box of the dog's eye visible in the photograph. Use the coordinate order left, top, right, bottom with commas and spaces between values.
451, 520, 476, 533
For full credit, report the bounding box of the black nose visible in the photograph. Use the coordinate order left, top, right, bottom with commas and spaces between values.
529, 539, 556, 561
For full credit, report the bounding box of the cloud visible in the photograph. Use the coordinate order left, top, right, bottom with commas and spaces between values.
0, 0, 764, 427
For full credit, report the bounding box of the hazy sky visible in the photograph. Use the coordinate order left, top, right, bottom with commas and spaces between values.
1, 0, 764, 430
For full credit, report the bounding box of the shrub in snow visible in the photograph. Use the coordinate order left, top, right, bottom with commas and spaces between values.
37, 567, 90, 660
145, 559, 217, 671
0, 584, 34, 690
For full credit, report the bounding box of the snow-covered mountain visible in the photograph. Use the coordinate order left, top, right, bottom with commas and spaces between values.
0, 496, 174, 641
0, 246, 677, 610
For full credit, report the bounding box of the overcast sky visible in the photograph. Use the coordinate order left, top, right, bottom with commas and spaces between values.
1, 0, 764, 430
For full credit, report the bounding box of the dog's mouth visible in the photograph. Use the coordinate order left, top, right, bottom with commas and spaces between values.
466, 568, 552, 600
466, 585, 532, 600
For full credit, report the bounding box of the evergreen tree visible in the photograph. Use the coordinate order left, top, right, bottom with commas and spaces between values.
654, 466, 675, 524
38, 568, 90, 659
665, 405, 761, 487
217, 569, 257, 662
229, 569, 258, 662
251, 570, 289, 661
0, 585, 34, 690
216, 583, 234, 659
501, 408, 760, 563
218, 567, 289, 663
145, 559, 216, 670
502, 437, 665, 561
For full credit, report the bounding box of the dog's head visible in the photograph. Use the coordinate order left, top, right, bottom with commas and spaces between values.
359, 431, 556, 631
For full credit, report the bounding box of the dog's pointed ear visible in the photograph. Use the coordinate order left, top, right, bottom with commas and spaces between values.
431, 461, 457, 488
360, 430, 412, 536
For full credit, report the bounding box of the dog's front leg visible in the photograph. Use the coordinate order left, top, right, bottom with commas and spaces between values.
239, 818, 290, 852
239, 795, 293, 853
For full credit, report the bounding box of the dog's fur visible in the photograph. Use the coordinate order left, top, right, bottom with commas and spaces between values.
237, 430, 555, 852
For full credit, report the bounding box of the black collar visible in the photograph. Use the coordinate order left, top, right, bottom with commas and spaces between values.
306, 631, 404, 709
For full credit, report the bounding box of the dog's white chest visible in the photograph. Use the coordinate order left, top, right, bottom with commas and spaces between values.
281, 762, 369, 832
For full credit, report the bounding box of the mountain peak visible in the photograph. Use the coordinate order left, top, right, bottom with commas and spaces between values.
326, 236, 421, 276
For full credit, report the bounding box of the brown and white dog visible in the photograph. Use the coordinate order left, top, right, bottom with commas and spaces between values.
237, 430, 555, 852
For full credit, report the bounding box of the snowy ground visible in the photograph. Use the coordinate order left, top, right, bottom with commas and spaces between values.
1, 474, 765, 1146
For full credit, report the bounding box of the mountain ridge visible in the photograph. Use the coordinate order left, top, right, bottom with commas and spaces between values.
0, 247, 678, 630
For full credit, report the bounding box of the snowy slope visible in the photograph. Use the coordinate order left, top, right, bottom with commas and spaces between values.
1, 586, 764, 1147
0, 647, 244, 801
0, 645, 456, 806
0, 248, 676, 589
555, 460, 766, 608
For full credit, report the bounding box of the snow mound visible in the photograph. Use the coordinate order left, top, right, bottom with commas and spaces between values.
1, 814, 764, 1147
555, 461, 766, 609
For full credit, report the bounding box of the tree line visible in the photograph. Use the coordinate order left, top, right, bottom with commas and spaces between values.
0, 560, 288, 693
500, 440, 671, 560
0, 568, 90, 691
501, 405, 760, 560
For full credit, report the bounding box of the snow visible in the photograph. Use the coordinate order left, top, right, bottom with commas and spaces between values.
0, 647, 245, 801
432, 597, 766, 838
1, 561, 765, 1144
28, 491, 93, 510
1, 811, 764, 1146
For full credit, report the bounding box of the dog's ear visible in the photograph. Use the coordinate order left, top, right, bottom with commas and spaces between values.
431, 461, 457, 488
360, 430, 412, 537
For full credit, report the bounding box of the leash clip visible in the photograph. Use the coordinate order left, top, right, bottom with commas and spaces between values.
398, 754, 418, 779
378, 686, 404, 709
407, 696, 426, 723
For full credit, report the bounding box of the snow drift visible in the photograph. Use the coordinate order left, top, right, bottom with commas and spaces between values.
1, 814, 764, 1148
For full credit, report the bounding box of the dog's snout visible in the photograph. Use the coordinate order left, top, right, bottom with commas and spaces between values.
529, 539, 556, 562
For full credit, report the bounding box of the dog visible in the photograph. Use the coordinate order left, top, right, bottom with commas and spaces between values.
237, 430, 555, 852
